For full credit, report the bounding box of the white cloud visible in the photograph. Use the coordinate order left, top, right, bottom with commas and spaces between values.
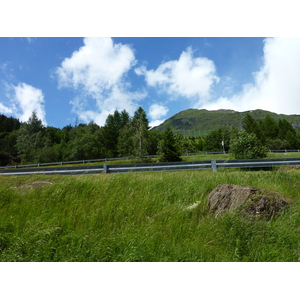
148, 103, 169, 128
136, 47, 219, 105
56, 37, 145, 125
2, 82, 47, 124
0, 102, 13, 114
202, 37, 300, 115
149, 119, 165, 128
149, 103, 169, 120
70, 86, 147, 125
0, 62, 16, 81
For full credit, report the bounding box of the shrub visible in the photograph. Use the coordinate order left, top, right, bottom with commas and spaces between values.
230, 130, 267, 159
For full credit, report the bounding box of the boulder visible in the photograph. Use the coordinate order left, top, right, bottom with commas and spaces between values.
208, 184, 290, 219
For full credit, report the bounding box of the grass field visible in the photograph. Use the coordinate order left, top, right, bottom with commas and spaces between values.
1, 166, 300, 262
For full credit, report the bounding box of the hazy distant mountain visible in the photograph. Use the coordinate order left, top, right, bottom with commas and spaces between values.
152, 109, 300, 137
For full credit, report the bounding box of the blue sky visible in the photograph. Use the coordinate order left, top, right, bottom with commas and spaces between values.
1, 37, 300, 128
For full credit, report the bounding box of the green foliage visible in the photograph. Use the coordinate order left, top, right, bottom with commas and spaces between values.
278, 119, 296, 138
16, 111, 44, 163
102, 110, 129, 157
0, 114, 20, 133
260, 115, 279, 140
0, 131, 19, 166
230, 130, 267, 159
157, 126, 182, 162
117, 124, 135, 157
203, 127, 230, 152
1, 108, 300, 167
147, 130, 163, 155
242, 113, 263, 141
131, 107, 150, 159
116, 107, 151, 161
265, 138, 291, 151
174, 132, 202, 154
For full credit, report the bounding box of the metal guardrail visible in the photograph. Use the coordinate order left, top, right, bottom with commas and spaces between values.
1, 149, 300, 170
104, 158, 300, 174
1, 158, 299, 175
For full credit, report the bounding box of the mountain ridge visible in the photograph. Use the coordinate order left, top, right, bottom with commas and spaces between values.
153, 108, 300, 137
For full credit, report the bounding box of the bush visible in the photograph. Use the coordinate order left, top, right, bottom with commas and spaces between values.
230, 130, 267, 159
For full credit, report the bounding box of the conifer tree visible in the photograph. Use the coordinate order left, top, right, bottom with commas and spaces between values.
102, 110, 130, 157
242, 113, 263, 141
261, 115, 279, 140
16, 111, 44, 163
131, 107, 149, 159
157, 126, 182, 162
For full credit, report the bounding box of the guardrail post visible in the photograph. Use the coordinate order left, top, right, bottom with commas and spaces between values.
104, 163, 108, 174
211, 159, 217, 172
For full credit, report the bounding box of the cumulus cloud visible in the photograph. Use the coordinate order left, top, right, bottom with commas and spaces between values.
1, 82, 47, 124
202, 37, 300, 115
148, 103, 169, 128
149, 103, 169, 120
56, 37, 146, 125
136, 47, 219, 105
70, 86, 146, 125
0, 102, 13, 115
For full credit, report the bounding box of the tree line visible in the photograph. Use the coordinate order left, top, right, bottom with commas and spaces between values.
1, 109, 300, 166
0, 108, 182, 166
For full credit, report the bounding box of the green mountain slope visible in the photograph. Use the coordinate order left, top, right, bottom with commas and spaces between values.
153, 109, 300, 137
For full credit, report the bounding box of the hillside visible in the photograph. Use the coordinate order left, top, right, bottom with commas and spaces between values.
1, 168, 300, 262
153, 109, 300, 137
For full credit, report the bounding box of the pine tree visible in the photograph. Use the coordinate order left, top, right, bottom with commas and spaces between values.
102, 110, 130, 157
157, 126, 182, 162
261, 115, 279, 140
131, 107, 149, 159
242, 113, 263, 141
16, 111, 44, 163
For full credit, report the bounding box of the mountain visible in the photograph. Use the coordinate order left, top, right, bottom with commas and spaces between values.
152, 109, 300, 137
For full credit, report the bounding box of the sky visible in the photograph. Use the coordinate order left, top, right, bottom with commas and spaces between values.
1, 36, 300, 129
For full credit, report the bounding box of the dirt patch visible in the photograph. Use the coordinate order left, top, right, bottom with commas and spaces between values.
208, 184, 291, 219
279, 165, 300, 171
17, 180, 53, 190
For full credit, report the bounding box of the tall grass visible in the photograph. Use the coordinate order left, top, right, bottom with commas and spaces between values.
0, 168, 300, 261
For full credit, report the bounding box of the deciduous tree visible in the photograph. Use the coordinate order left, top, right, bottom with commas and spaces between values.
230, 130, 267, 159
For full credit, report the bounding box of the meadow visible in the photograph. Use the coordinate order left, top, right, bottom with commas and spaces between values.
1, 164, 300, 262
46, 151, 300, 167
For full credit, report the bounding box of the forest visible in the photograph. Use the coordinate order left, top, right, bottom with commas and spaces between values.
1, 107, 300, 166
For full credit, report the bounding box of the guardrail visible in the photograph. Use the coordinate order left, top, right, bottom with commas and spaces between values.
103, 158, 300, 174
1, 158, 299, 176
1, 149, 300, 170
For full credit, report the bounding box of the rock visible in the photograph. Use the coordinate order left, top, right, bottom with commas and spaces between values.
208, 184, 290, 219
